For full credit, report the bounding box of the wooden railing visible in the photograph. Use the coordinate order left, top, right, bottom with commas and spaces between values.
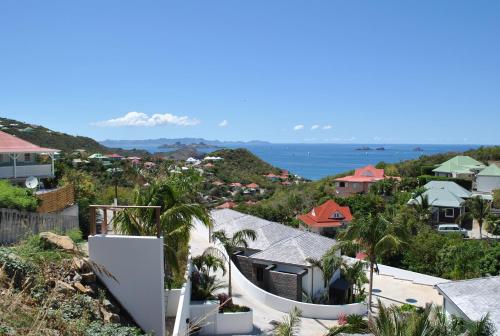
37, 185, 75, 213
89, 205, 162, 238
0, 208, 79, 245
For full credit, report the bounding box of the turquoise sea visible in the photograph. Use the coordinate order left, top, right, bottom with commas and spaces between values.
121, 143, 480, 181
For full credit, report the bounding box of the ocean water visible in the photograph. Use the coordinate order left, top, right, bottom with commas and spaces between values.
121, 143, 479, 180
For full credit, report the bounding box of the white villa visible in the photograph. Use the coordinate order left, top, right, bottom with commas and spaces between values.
0, 130, 58, 181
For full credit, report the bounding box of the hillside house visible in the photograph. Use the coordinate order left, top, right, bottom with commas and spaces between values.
211, 209, 340, 302
476, 164, 500, 193
435, 276, 500, 331
334, 165, 398, 197
432, 156, 485, 179
298, 200, 352, 235
408, 181, 471, 224
0, 130, 58, 180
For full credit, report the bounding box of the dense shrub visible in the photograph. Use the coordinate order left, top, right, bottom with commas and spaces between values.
493, 189, 500, 209
0, 247, 37, 287
85, 321, 145, 336
0, 181, 39, 211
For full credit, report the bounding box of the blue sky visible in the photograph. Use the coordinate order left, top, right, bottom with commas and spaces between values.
0, 1, 499, 144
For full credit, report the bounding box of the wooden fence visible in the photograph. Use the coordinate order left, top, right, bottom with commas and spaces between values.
37, 185, 75, 213
0, 208, 79, 245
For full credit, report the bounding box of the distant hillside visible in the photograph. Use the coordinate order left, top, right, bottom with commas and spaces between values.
163, 147, 205, 161
0, 117, 148, 156
208, 148, 281, 185
100, 138, 270, 148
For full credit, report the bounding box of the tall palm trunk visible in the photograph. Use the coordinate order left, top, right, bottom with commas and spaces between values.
479, 219, 483, 239
228, 260, 232, 297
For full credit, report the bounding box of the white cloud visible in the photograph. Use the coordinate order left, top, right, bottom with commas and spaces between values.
311, 125, 320, 130
218, 120, 228, 127
293, 124, 304, 131
93, 111, 200, 127
322, 125, 332, 130
373, 136, 382, 141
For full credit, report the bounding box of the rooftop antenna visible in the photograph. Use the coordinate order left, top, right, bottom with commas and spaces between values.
25, 176, 39, 190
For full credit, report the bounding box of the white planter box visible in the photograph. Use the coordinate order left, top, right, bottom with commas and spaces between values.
216, 309, 253, 335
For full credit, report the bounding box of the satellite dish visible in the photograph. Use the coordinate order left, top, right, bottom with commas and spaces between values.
25, 176, 39, 189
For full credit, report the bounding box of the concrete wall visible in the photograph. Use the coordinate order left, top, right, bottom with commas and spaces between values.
88, 235, 165, 336
165, 288, 182, 317
476, 175, 500, 193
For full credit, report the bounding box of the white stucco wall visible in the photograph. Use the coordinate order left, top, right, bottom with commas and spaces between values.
216, 311, 254, 334
88, 235, 165, 336
476, 175, 500, 193
165, 289, 182, 317
172, 259, 193, 336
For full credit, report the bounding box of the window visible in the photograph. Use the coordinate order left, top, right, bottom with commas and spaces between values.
338, 182, 346, 188
444, 208, 454, 218
351, 182, 359, 189
24, 153, 31, 161
256, 267, 264, 282
331, 211, 344, 219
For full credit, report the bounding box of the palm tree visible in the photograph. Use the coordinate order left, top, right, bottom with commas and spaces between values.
465, 196, 491, 239
306, 246, 343, 303
192, 252, 226, 277
408, 187, 433, 225
330, 300, 496, 336
272, 307, 302, 336
114, 180, 211, 276
207, 229, 257, 297
191, 250, 227, 301
338, 214, 404, 314
342, 260, 368, 304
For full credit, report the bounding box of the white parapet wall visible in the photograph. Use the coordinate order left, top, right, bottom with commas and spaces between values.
88, 234, 165, 336
231, 256, 367, 319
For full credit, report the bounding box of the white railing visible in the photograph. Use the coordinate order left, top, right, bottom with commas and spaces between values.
0, 164, 53, 179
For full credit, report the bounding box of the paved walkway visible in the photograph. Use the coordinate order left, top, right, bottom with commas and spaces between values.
190, 227, 338, 336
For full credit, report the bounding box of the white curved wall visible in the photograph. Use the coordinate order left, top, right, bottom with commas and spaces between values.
231, 257, 367, 319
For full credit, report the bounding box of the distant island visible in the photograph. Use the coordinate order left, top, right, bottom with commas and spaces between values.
100, 138, 271, 148
158, 142, 220, 150
355, 146, 385, 151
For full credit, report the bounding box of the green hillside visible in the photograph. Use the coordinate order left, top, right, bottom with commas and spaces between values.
208, 148, 281, 185
0, 117, 148, 156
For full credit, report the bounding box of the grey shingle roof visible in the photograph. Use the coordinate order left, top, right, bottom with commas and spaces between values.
435, 276, 500, 329
211, 209, 337, 266
408, 188, 465, 208
251, 232, 337, 266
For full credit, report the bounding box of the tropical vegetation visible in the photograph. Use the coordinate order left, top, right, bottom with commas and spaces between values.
206, 228, 257, 297
328, 300, 496, 336
113, 178, 212, 287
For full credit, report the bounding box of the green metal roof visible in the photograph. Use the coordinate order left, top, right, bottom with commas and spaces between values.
408, 188, 465, 208
477, 164, 500, 177
432, 155, 485, 174
424, 181, 471, 199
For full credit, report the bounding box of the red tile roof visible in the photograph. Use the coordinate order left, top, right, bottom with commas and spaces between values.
0, 130, 58, 153
216, 201, 236, 209
229, 182, 242, 187
298, 200, 352, 228
246, 183, 259, 189
334, 165, 386, 183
